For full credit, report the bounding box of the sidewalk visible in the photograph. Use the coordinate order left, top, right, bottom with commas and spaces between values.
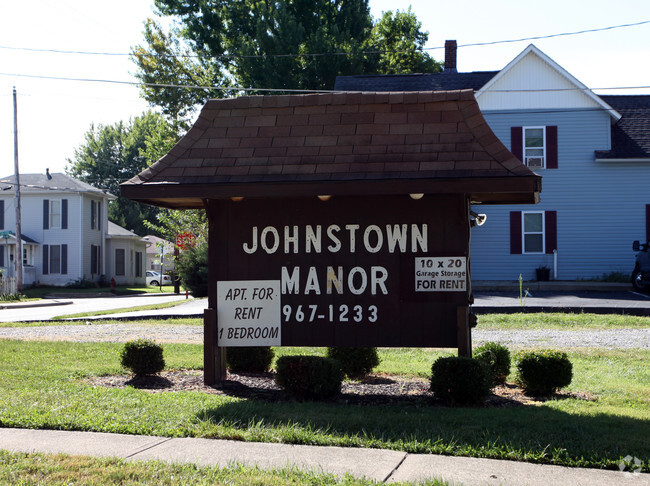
0, 428, 644, 485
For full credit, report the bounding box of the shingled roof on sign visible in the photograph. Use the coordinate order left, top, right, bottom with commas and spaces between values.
121, 90, 541, 209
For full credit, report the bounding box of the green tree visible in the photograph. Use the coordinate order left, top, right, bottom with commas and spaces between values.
369, 8, 440, 74
67, 111, 179, 236
132, 2, 439, 119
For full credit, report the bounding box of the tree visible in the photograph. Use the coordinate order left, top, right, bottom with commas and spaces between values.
132, 2, 439, 119
369, 8, 440, 74
67, 111, 179, 236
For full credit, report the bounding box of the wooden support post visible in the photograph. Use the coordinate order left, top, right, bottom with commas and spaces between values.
204, 308, 226, 385
457, 306, 472, 357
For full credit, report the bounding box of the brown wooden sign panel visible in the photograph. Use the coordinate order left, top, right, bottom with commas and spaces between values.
210, 194, 470, 348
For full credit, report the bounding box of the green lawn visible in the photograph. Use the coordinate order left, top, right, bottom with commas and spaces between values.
0, 339, 647, 472
477, 312, 650, 330
20, 285, 178, 300
0, 450, 438, 486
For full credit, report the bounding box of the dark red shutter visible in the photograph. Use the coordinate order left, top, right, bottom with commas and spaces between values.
510, 211, 522, 254
546, 126, 558, 169
545, 211, 557, 253
511, 127, 523, 162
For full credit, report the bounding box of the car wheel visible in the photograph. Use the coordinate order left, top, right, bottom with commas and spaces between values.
150, 280, 159, 286
632, 270, 646, 292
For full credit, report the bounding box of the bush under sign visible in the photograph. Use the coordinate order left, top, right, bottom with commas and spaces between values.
217, 280, 281, 346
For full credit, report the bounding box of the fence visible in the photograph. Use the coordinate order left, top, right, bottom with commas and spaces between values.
0, 277, 17, 295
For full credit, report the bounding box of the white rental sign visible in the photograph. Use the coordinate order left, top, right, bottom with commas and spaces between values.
217, 280, 281, 346
415, 257, 467, 292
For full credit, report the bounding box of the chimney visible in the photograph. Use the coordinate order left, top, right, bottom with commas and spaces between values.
46, 168, 52, 180
444, 40, 457, 73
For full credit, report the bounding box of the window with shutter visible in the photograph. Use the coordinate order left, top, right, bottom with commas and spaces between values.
0, 200, 4, 230
510, 210, 558, 254
511, 126, 558, 169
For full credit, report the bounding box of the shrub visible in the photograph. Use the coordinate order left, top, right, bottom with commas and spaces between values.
226, 346, 274, 373
430, 356, 492, 406
120, 339, 165, 376
275, 355, 342, 400
474, 342, 511, 384
175, 242, 208, 297
515, 350, 573, 395
325, 347, 380, 378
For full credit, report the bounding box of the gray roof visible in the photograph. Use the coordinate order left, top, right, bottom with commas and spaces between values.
334, 71, 499, 92
107, 221, 141, 238
0, 172, 114, 197
597, 95, 650, 159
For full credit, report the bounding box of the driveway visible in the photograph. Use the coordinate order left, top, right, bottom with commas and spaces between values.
0, 293, 194, 323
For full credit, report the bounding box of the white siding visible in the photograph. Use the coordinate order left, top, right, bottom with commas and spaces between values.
477, 52, 603, 112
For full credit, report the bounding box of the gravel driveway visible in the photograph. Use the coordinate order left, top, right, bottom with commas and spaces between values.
0, 324, 648, 349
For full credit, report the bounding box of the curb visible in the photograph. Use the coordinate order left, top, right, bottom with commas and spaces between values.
472, 281, 632, 292
0, 300, 72, 310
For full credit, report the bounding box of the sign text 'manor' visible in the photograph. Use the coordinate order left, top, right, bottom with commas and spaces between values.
243, 224, 428, 255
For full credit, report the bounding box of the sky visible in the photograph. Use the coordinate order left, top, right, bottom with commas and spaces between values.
1, 0, 649, 176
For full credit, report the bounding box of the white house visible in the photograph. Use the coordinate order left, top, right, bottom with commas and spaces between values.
0, 171, 147, 287
143, 234, 175, 274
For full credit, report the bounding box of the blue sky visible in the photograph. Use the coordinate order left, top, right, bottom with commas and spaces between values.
1, 0, 648, 175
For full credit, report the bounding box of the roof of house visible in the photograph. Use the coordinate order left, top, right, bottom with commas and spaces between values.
107, 221, 141, 238
334, 71, 499, 92
143, 235, 174, 253
0, 172, 115, 198
0, 230, 39, 244
336, 45, 648, 161
121, 90, 541, 208
596, 95, 650, 159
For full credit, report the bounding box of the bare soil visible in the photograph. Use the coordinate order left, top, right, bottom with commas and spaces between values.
87, 370, 594, 407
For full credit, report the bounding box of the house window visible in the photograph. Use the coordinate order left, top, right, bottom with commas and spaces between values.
43, 199, 68, 230
115, 249, 125, 276
510, 211, 557, 255
524, 127, 545, 169
50, 201, 61, 229
135, 251, 143, 278
91, 200, 102, 230
523, 212, 544, 253
510, 126, 558, 169
91, 244, 101, 275
50, 245, 62, 273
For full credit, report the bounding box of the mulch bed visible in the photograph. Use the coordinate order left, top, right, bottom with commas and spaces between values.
86, 370, 594, 407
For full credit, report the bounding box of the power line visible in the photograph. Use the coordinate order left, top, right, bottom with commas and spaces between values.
1, 71, 649, 94
0, 20, 648, 60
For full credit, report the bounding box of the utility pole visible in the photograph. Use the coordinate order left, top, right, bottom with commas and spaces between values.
13, 87, 23, 293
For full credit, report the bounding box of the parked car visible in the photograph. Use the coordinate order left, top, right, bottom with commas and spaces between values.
146, 270, 172, 286
632, 240, 650, 293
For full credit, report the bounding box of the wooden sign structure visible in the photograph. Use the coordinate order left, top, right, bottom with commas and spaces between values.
122, 90, 541, 385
